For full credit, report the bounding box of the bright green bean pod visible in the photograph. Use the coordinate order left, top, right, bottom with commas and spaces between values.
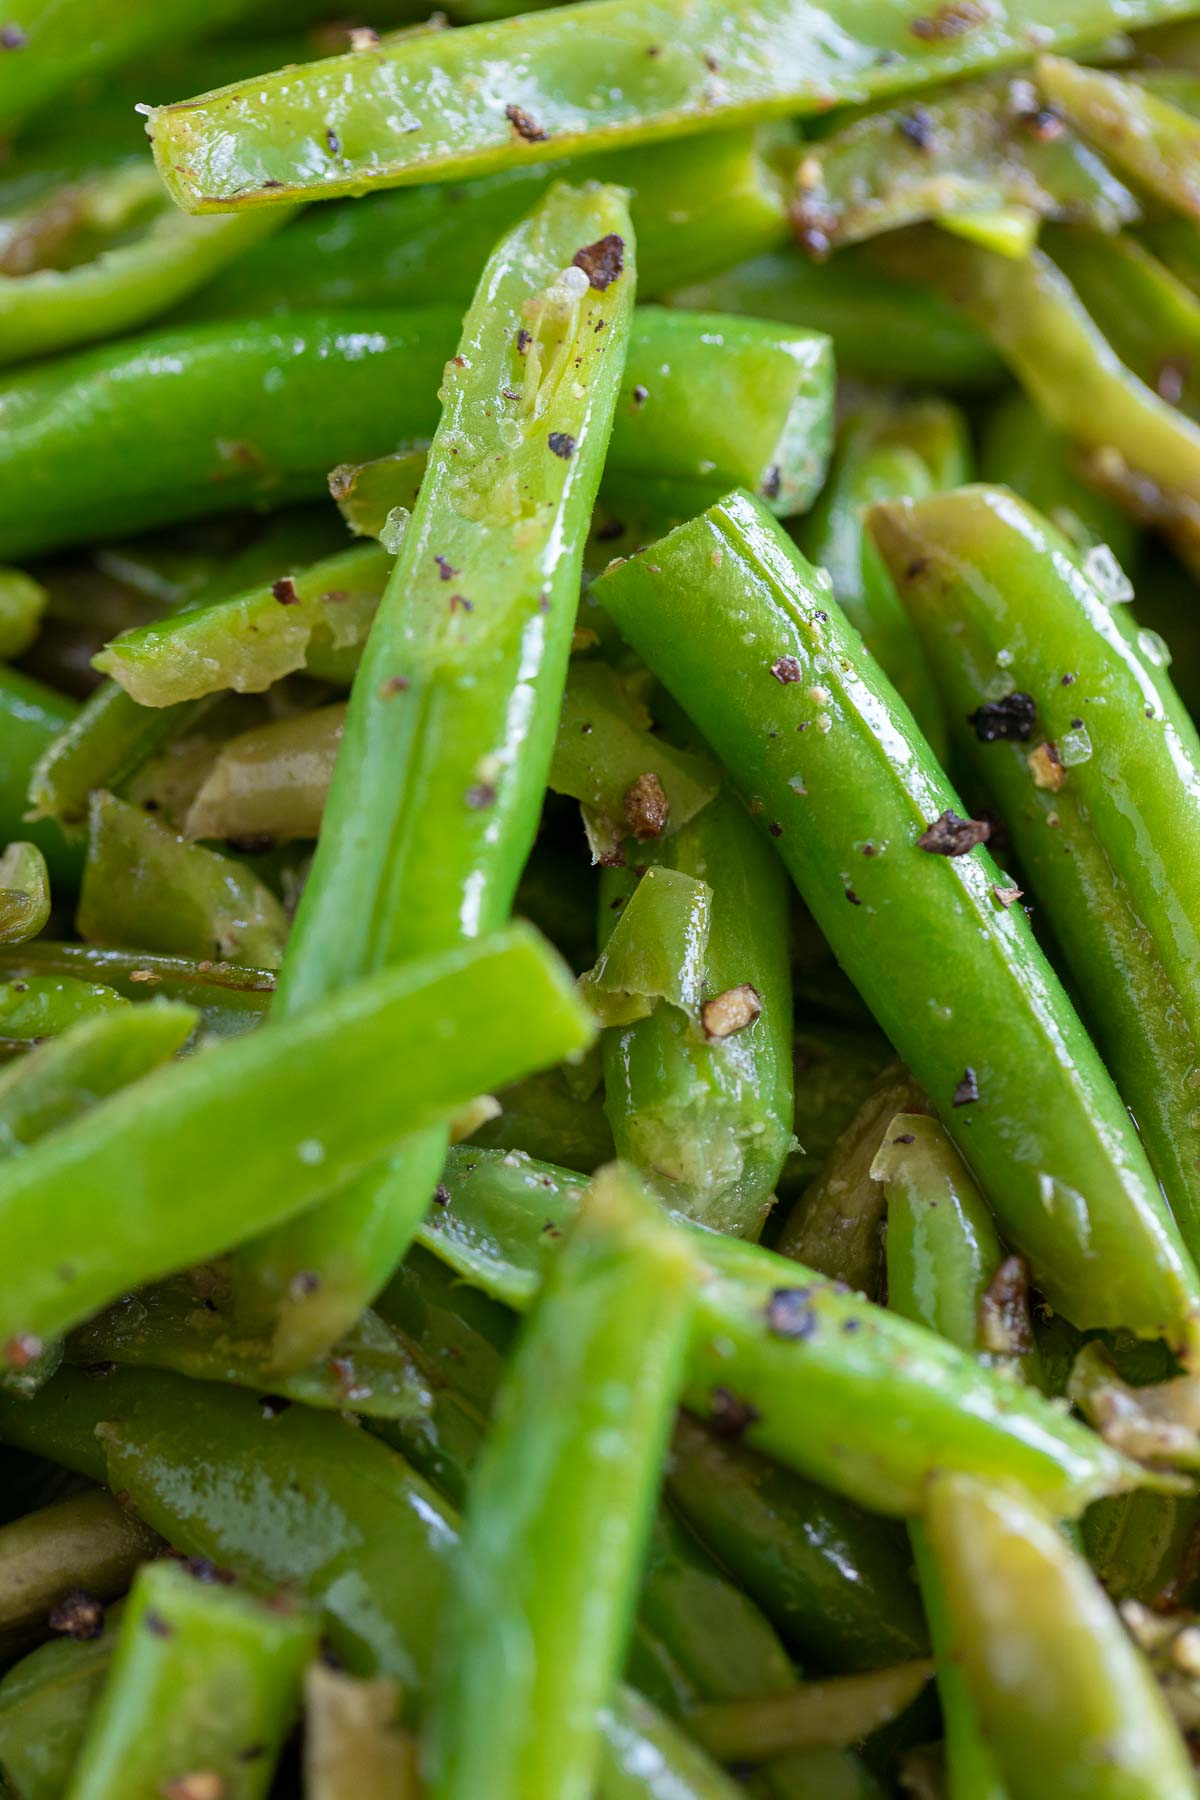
870, 485, 1200, 1268
0, 1365, 734, 1799
425, 1165, 696, 1800
147, 0, 1200, 212
667, 1414, 928, 1672
600, 490, 1200, 1342
872, 226, 1200, 535
0, 0, 263, 133
790, 75, 1138, 254
0, 922, 593, 1355
0, 666, 81, 889
77, 791, 289, 971
182, 129, 787, 320
28, 683, 210, 836
595, 786, 794, 1236
924, 1473, 1195, 1800
66, 1274, 433, 1422
775, 1064, 924, 1297
0, 310, 457, 562
0, 1489, 158, 1658
668, 248, 1004, 388
233, 183, 634, 1367
1038, 56, 1200, 222
0, 201, 290, 367
422, 1145, 1154, 1517
0, 841, 49, 946
794, 397, 969, 755
0, 975, 129, 1048
596, 490, 1200, 1346
0, 1605, 121, 1800
0, 941, 272, 1041
0, 567, 46, 659
0, 1001, 195, 1153
64, 1558, 316, 1800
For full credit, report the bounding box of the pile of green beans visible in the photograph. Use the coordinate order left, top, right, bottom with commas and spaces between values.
11, 3, 1200, 1796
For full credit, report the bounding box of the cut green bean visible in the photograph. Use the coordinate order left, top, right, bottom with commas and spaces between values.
0, 842, 49, 946
0, 567, 46, 659
1038, 56, 1200, 222
147, 0, 1200, 212
426, 1166, 696, 1800
28, 682, 211, 835
597, 490, 1200, 1347
232, 182, 634, 1368
0, 975, 128, 1048
871, 486, 1200, 1270
183, 704, 345, 844
0, 921, 592, 1355
594, 786, 794, 1236
0, 1604, 122, 1800
66, 1274, 433, 1422
0, 666, 82, 890
0, 1489, 159, 1658
687, 1663, 933, 1764
0, 942, 272, 1041
64, 1557, 317, 1800
77, 791, 289, 971
924, 1472, 1196, 1800
422, 1145, 1154, 1517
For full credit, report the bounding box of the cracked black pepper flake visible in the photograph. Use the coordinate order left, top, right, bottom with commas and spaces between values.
909, 1, 985, 38
770, 655, 802, 684
0, 23, 25, 47
572, 233, 625, 290
548, 432, 576, 459
433, 1183, 451, 1206
968, 691, 1036, 743
1024, 107, 1064, 142
289, 1270, 320, 1299
434, 555, 458, 581
768, 821, 783, 837
144, 1610, 172, 1638
709, 1387, 761, 1439
48, 1589, 104, 1641
766, 1287, 818, 1339
1061, 671, 1076, 685
845, 887, 862, 905
271, 577, 300, 606
762, 464, 782, 501
325, 125, 341, 155
917, 810, 991, 855
898, 104, 936, 149
516, 327, 532, 355
379, 675, 409, 697
505, 103, 548, 142
261, 178, 284, 190
466, 783, 497, 809
893, 1132, 915, 1144
176, 1555, 236, 1585
630, 384, 648, 410
993, 882, 1023, 909
449, 593, 474, 613
953, 1067, 979, 1107
624, 771, 669, 841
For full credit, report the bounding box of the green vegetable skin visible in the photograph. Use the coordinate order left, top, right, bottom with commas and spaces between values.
65, 1559, 316, 1800
0, 1606, 121, 1800
594, 491, 1200, 1350
871, 486, 1200, 1269
232, 183, 633, 1368
0, 922, 592, 1352
423, 1147, 1149, 1518
1038, 55, 1200, 222
925, 1474, 1195, 1800
0, 1003, 195, 1154
147, 0, 1199, 211
426, 1167, 695, 1800
0, 1366, 733, 1799
0, 841, 49, 945
595, 787, 794, 1237
0, 667, 81, 889
0, 1489, 158, 1656
0, 942, 273, 1041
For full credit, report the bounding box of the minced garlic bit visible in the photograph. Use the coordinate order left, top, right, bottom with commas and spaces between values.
1028, 740, 1066, 792
701, 983, 762, 1040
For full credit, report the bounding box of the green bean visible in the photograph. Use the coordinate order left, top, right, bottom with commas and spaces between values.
94, 543, 390, 708
425, 1166, 696, 1800
0, 1366, 737, 1798
780, 1022, 891, 1196
0, 666, 82, 890
0, 942, 272, 1041
667, 1414, 928, 1672
28, 683, 212, 835
64, 1558, 316, 1800
870, 486, 1200, 1271
0, 842, 49, 946
232, 183, 635, 1369
0, 1489, 159, 1658
687, 1663, 933, 1765
77, 791, 289, 971
979, 389, 1140, 569
0, 974, 129, 1048
794, 397, 969, 755
0, 310, 457, 562
1083, 1485, 1200, 1607
594, 786, 794, 1236
178, 703, 344, 844
596, 490, 1200, 1347
0, 567, 46, 659
66, 1273, 433, 1422
871, 226, 1200, 539
182, 129, 788, 321
304, 1663, 422, 1800
423, 1145, 1154, 1517
1038, 55, 1200, 221
924, 1472, 1195, 1800
0, 921, 592, 1356
775, 1063, 925, 1296
147, 0, 1200, 212
0, 0, 264, 133
0, 1604, 121, 1800
790, 76, 1138, 255
668, 248, 1005, 388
